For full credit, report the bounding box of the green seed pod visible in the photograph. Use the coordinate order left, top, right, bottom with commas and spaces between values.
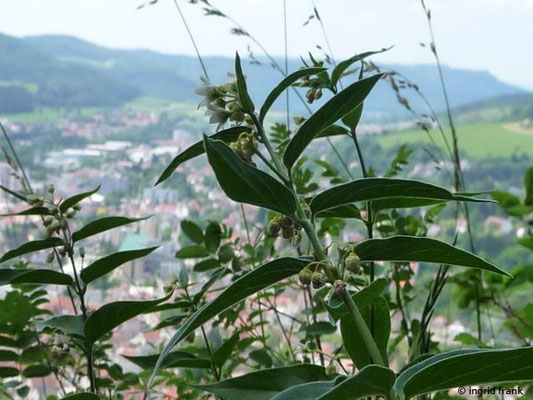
345, 252, 361, 273
281, 225, 294, 240
47, 184, 55, 194
26, 194, 39, 205
79, 247, 85, 258
267, 219, 281, 236
306, 89, 316, 103
43, 216, 54, 227
73, 204, 82, 211
46, 252, 55, 264
325, 363, 337, 378
311, 271, 327, 289
326, 264, 339, 280
293, 116, 306, 126
298, 266, 313, 286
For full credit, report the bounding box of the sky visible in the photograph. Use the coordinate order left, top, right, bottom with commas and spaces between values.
1, 0, 533, 89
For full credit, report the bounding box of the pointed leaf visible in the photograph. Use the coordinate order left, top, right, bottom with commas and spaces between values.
235, 52, 255, 113
212, 331, 240, 369
176, 245, 210, 259
331, 48, 391, 86
271, 381, 336, 400
354, 236, 509, 276
0, 268, 73, 286
156, 127, 250, 185
181, 220, 204, 243
260, 67, 326, 122
0, 238, 64, 263
204, 136, 296, 215
0, 184, 26, 201
283, 74, 383, 169
123, 351, 211, 370
84, 293, 171, 343
0, 366, 18, 377
80, 246, 159, 284
151, 257, 308, 378
59, 186, 100, 212
317, 365, 395, 400
310, 178, 490, 216
1, 207, 50, 217
35, 315, 85, 338
72, 216, 150, 243
394, 347, 533, 399
195, 364, 328, 400
62, 394, 101, 400
22, 364, 51, 378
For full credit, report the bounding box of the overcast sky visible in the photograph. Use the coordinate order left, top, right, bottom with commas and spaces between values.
2, 0, 532, 89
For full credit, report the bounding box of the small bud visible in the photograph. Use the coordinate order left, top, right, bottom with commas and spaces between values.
293, 116, 306, 126
267, 218, 281, 236
47, 184, 55, 194
333, 280, 346, 295
306, 89, 316, 103
315, 89, 322, 100
279, 216, 293, 228
230, 141, 243, 157
326, 264, 339, 280
345, 252, 360, 273
34, 200, 44, 208
281, 225, 294, 240
49, 219, 61, 231
59, 218, 67, 229
46, 252, 55, 263
311, 271, 327, 289
326, 363, 337, 378
163, 284, 174, 294
298, 266, 313, 286
79, 247, 85, 258
43, 216, 54, 227
239, 134, 256, 158
26, 194, 39, 205
66, 209, 76, 219
73, 204, 82, 211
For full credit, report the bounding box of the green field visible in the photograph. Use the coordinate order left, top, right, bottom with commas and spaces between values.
375, 123, 533, 159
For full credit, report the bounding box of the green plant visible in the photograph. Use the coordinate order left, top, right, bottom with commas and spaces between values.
149, 53, 532, 399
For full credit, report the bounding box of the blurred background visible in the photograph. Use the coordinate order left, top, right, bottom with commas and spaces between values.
0, 0, 532, 397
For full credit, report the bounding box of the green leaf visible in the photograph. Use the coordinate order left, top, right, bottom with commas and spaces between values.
194, 258, 221, 272
60, 186, 100, 212
325, 278, 388, 321
156, 126, 250, 185
35, 315, 85, 338
0, 349, 18, 361
0, 366, 18, 377
122, 351, 211, 370
249, 349, 273, 367
235, 52, 255, 114
21, 364, 51, 378
283, 74, 383, 169
518, 235, 533, 251
0, 184, 26, 201
72, 216, 149, 243
306, 321, 337, 336
354, 236, 509, 276
176, 245, 210, 259
525, 167, 533, 206
1, 207, 50, 217
84, 293, 171, 343
260, 67, 326, 122
204, 221, 222, 253
271, 382, 335, 400
80, 246, 159, 284
194, 364, 328, 400
331, 48, 391, 86
310, 178, 491, 216
181, 220, 204, 243
204, 136, 296, 215
341, 103, 363, 131
212, 331, 240, 369
0, 238, 64, 264
394, 347, 533, 399
317, 365, 395, 400
374, 296, 391, 365
315, 204, 361, 220
61, 394, 101, 400
151, 257, 308, 379
0, 268, 73, 286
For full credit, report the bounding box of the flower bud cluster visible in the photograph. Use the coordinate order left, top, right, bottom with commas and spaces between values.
267, 215, 302, 240
297, 73, 324, 104
195, 75, 247, 129
344, 252, 361, 273
298, 261, 336, 290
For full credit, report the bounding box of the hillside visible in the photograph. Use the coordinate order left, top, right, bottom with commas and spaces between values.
452, 93, 533, 124
0, 33, 527, 116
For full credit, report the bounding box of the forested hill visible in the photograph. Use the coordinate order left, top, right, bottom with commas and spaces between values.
0, 33, 527, 116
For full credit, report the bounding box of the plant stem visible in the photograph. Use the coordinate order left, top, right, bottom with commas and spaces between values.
338, 285, 385, 366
